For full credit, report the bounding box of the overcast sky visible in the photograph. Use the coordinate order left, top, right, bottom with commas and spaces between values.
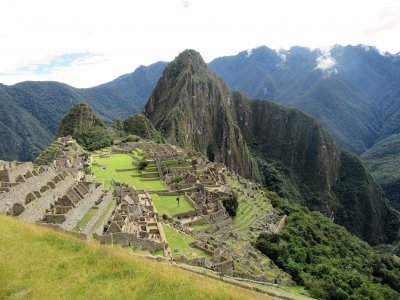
0, 0, 399, 87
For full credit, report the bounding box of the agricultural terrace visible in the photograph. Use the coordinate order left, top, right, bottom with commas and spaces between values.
90, 149, 166, 191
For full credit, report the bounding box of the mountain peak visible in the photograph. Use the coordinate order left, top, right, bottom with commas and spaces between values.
175, 49, 206, 65
57, 102, 105, 139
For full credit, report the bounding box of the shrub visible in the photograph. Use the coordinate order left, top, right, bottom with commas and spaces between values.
138, 161, 148, 171
171, 176, 183, 184
220, 194, 238, 217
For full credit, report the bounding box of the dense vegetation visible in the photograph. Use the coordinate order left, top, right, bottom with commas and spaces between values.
57, 102, 106, 138
76, 126, 113, 151
221, 194, 239, 217
122, 114, 163, 143
256, 193, 400, 299
361, 134, 400, 210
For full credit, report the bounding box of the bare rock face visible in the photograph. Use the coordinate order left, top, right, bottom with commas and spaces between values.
145, 49, 400, 244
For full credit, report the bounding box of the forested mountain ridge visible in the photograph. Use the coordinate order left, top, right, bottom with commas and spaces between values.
0, 62, 167, 162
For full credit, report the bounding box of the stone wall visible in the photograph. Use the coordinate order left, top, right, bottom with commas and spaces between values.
61, 184, 104, 231
0, 167, 63, 215
82, 190, 114, 236
93, 232, 163, 252
19, 172, 76, 222
0, 162, 33, 182
174, 210, 199, 219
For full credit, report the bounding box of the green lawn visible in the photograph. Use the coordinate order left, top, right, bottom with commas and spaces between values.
150, 194, 195, 217
91, 153, 166, 191
162, 224, 210, 259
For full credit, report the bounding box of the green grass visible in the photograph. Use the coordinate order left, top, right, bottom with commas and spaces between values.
190, 223, 211, 230
162, 224, 210, 259
0, 215, 267, 299
74, 208, 97, 232
91, 153, 166, 191
90, 199, 116, 234
150, 194, 195, 217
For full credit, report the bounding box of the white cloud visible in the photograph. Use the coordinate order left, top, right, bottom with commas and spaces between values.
0, 0, 399, 87
245, 49, 253, 58
315, 47, 337, 72
274, 49, 287, 66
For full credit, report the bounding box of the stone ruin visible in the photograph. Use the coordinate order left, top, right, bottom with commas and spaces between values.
94, 182, 165, 252
0, 139, 285, 284
43, 182, 112, 232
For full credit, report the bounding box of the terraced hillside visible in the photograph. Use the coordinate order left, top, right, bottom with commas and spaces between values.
90, 148, 167, 191
87, 142, 295, 289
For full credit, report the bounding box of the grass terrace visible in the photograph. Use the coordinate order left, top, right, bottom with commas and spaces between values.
74, 208, 98, 232
162, 224, 210, 260
91, 152, 166, 191
150, 194, 195, 218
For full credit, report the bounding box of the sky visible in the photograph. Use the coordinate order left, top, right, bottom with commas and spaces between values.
0, 0, 399, 88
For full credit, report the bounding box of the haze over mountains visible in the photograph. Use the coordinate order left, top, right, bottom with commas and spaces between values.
1, 44, 400, 209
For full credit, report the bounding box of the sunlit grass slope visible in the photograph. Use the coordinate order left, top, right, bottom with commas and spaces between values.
0, 216, 270, 300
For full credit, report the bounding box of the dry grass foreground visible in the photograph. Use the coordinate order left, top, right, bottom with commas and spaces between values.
0, 215, 273, 300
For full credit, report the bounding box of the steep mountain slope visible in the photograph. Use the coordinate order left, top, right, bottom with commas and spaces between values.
145, 50, 256, 178
0, 62, 166, 162
209, 45, 400, 155
362, 134, 400, 210
57, 102, 105, 138
145, 49, 400, 245
0, 84, 53, 161
209, 45, 400, 211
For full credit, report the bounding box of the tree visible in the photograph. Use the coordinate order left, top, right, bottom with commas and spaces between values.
220, 194, 238, 217
76, 126, 113, 151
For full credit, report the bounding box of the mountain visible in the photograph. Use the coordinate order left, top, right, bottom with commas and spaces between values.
57, 102, 105, 138
361, 134, 400, 210
209, 45, 400, 155
121, 114, 162, 142
2, 44, 400, 213
145, 49, 400, 245
209, 45, 400, 209
145, 50, 256, 178
0, 61, 166, 162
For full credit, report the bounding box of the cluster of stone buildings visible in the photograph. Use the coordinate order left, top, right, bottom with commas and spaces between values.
1, 139, 284, 283
94, 182, 165, 253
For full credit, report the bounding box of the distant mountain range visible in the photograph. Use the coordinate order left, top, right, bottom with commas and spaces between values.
0, 62, 166, 161
1, 44, 400, 208
208, 45, 400, 210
